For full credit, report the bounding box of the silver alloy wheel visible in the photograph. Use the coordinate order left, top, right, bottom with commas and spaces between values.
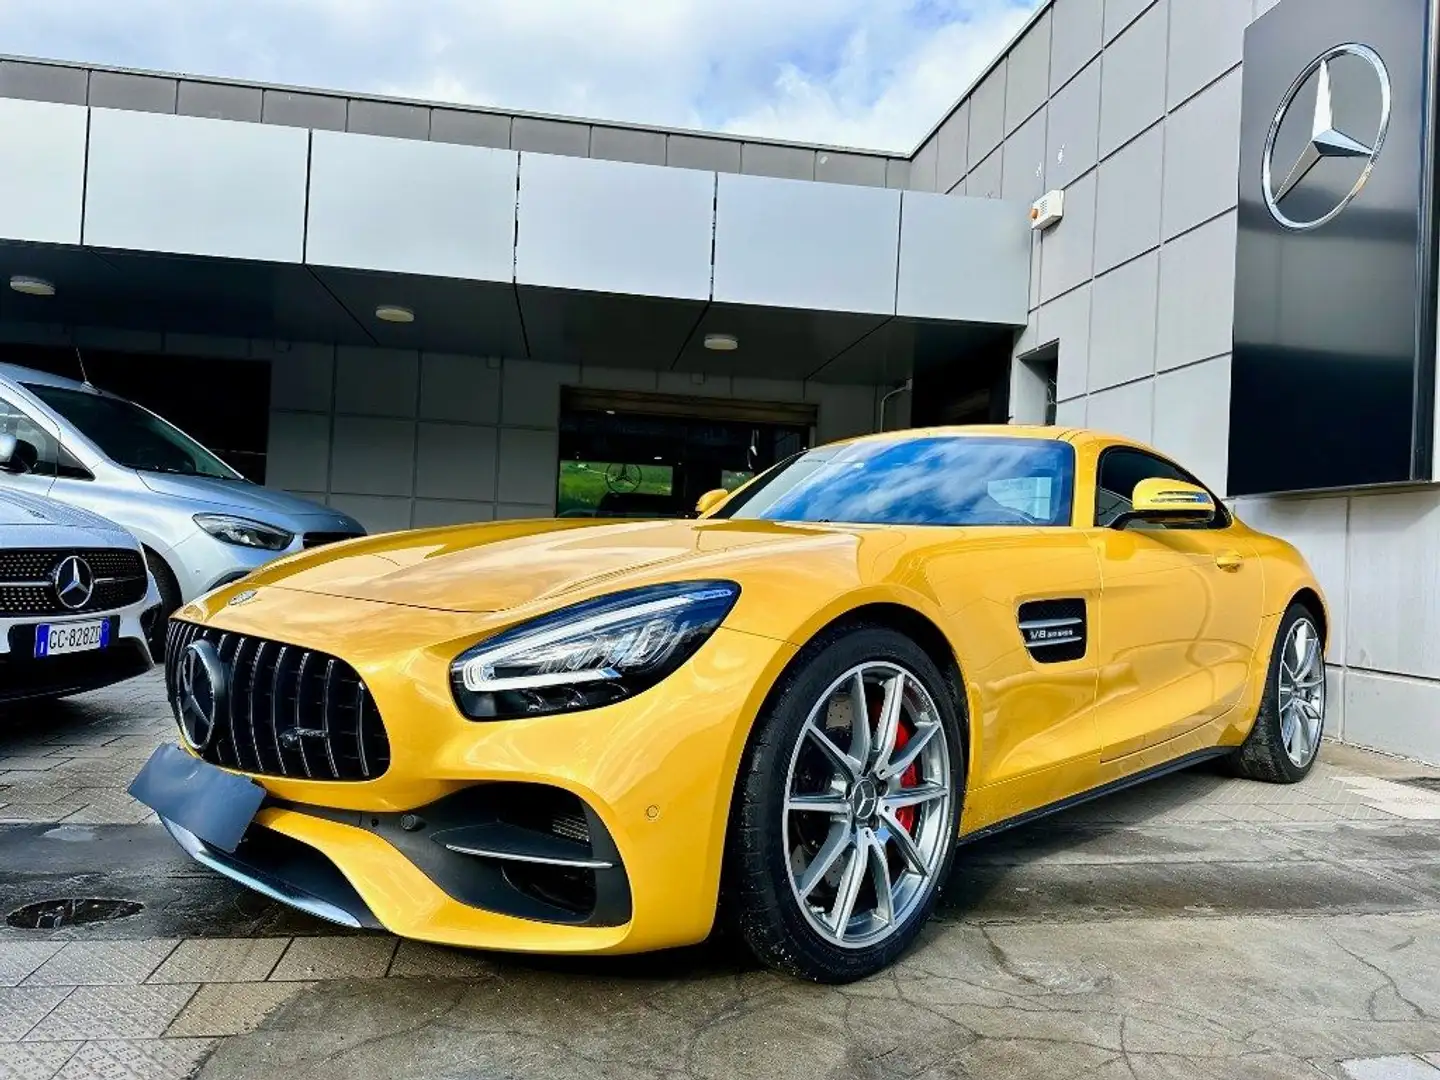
782, 661, 952, 950
1278, 617, 1325, 768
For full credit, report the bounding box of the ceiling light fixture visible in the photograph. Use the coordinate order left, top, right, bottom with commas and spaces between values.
9, 275, 55, 297
375, 304, 415, 324
703, 333, 739, 352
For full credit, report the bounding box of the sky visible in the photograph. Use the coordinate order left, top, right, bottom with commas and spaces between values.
0, 0, 1041, 152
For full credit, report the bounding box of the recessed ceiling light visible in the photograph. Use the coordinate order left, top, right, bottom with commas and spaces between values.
375, 304, 415, 324
9, 275, 55, 297
704, 333, 739, 352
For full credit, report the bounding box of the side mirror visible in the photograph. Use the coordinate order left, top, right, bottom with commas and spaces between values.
695, 488, 730, 516
1113, 478, 1216, 529
0, 433, 14, 467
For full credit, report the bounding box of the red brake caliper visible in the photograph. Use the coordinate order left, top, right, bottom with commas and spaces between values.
892, 722, 919, 833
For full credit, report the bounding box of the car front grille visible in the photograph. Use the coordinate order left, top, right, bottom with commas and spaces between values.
164, 620, 390, 781
0, 549, 148, 617
301, 532, 363, 549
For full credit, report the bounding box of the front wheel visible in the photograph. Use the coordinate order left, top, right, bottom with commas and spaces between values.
725, 626, 965, 982
1229, 603, 1326, 783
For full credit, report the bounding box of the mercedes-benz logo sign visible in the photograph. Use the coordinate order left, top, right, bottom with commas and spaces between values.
176, 640, 229, 753
51, 555, 95, 611
1263, 43, 1392, 232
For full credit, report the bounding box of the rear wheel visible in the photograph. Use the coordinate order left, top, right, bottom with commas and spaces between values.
725, 626, 965, 982
1229, 603, 1326, 783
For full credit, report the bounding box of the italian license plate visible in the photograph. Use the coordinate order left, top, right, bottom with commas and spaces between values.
34, 620, 110, 659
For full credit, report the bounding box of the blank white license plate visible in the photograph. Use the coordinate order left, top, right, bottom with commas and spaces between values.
34, 620, 110, 658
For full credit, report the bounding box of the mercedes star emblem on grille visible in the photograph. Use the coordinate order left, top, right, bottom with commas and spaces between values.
1263, 43, 1392, 232
177, 640, 229, 753
51, 555, 95, 611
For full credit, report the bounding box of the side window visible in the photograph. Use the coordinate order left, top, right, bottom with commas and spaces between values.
0, 394, 89, 480
1094, 448, 1228, 530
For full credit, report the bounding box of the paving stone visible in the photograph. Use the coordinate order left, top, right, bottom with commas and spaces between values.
25, 942, 178, 987
52, 1038, 216, 1080
0, 987, 72, 1040
387, 941, 499, 980
24, 985, 197, 1042
148, 940, 288, 984
1341, 1056, 1440, 1080
0, 1042, 80, 1080
0, 944, 64, 988
268, 937, 397, 981
165, 982, 309, 1037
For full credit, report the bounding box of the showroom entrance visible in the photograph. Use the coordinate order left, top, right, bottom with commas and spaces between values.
557, 389, 814, 518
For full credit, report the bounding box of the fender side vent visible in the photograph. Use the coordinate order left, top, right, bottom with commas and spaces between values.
1018, 598, 1087, 663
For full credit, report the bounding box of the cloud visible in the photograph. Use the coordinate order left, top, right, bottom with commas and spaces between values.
0, 0, 1038, 152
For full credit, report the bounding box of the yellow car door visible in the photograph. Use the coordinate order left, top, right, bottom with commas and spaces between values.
1085, 445, 1265, 762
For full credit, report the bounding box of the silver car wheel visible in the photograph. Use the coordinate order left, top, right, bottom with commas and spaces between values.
1278, 617, 1325, 768
782, 661, 952, 950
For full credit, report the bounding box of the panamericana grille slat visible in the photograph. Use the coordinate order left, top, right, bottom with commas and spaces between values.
0, 548, 147, 617
164, 619, 389, 782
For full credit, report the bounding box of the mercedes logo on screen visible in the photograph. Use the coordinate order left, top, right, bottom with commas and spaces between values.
176, 639, 229, 752
51, 555, 95, 611
1263, 43, 1392, 231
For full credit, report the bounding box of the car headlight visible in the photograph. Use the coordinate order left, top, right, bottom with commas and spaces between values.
193, 514, 294, 551
450, 581, 740, 721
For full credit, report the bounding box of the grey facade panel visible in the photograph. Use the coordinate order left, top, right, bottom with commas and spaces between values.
307, 131, 517, 281
178, 80, 262, 123
89, 70, 177, 114
936, 103, 969, 194
1103, 0, 1159, 42
1045, 57, 1101, 191
896, 193, 1031, 325
1038, 168, 1096, 303
589, 125, 667, 166
815, 151, 887, 188
1087, 249, 1159, 390
1002, 107, 1048, 204
909, 135, 940, 193
1005, 8, 1051, 133
347, 98, 430, 139
511, 116, 590, 156
429, 108, 511, 149
262, 89, 346, 132
516, 153, 714, 300
0, 99, 86, 245
1097, 0, 1168, 157
1093, 122, 1163, 273
968, 64, 1008, 166
885, 158, 911, 190
713, 174, 899, 315
1160, 67, 1241, 239
1050, 0, 1104, 93
1039, 283, 1093, 401
968, 146, 1003, 200
0, 59, 88, 105
666, 134, 742, 173
1156, 209, 1236, 371
740, 141, 816, 181
1165, 0, 1248, 109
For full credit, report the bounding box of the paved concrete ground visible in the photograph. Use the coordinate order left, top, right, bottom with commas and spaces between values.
3, 671, 1440, 1080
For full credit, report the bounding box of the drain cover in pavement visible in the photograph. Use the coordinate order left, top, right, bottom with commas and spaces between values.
6, 898, 144, 929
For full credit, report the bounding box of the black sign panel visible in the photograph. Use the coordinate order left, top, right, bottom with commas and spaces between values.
1229, 0, 1438, 495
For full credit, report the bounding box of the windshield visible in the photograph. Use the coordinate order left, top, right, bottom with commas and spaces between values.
24, 384, 243, 480
713, 436, 1075, 527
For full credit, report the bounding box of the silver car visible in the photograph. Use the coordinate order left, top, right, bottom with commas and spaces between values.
0, 364, 363, 638
0, 479, 160, 704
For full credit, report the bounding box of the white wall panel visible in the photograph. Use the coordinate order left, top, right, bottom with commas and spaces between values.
1345, 671, 1440, 763
1346, 490, 1440, 679
0, 99, 86, 244
896, 193, 1031, 325
517, 153, 715, 300
1085, 378, 1153, 443
1151, 356, 1230, 495
307, 131, 517, 281
713, 174, 900, 315
84, 109, 308, 261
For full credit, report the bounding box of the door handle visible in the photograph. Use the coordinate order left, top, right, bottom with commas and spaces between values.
1214, 550, 1244, 572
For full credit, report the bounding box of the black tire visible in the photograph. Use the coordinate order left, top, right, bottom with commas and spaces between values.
142, 547, 181, 659
723, 624, 966, 983
1228, 602, 1326, 784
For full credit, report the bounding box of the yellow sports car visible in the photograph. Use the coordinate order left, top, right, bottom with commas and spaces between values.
131, 426, 1328, 982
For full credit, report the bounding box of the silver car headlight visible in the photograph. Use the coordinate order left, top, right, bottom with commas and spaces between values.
194, 513, 294, 551
450, 581, 740, 721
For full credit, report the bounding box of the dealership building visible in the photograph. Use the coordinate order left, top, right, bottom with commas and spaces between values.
1, 0, 1438, 762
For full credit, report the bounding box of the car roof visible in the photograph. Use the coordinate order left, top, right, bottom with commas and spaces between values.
828, 425, 1154, 454
0, 362, 94, 392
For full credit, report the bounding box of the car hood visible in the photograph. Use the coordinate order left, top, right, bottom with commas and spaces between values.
137, 472, 362, 530
0, 488, 128, 533
254, 517, 869, 614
